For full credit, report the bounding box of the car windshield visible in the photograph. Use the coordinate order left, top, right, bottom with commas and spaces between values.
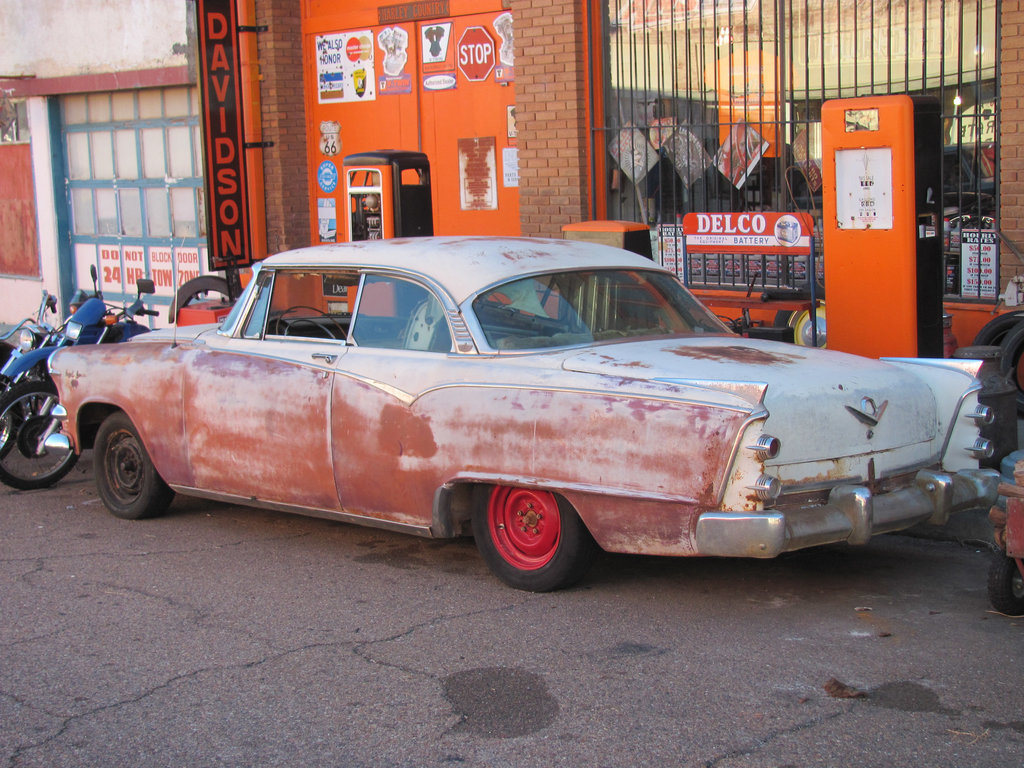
472, 269, 730, 350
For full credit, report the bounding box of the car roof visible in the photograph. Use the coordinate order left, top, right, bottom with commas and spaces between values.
263, 236, 665, 304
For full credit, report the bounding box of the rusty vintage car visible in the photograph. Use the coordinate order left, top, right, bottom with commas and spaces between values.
46, 236, 999, 591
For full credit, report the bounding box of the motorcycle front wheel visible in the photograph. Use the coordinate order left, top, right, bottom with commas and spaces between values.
0, 379, 78, 490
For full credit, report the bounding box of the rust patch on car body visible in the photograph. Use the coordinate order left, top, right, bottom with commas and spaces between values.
330, 370, 747, 550
666, 345, 803, 366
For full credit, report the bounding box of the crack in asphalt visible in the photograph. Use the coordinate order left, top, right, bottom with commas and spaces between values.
2, 640, 345, 768
1, 593, 536, 768
702, 708, 847, 767
0, 530, 317, 572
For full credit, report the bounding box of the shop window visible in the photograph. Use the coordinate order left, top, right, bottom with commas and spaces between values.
64, 86, 205, 299
115, 130, 139, 179
598, 0, 998, 300
0, 95, 29, 144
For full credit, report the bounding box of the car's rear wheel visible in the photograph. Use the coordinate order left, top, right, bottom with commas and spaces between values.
472, 485, 598, 591
94, 412, 174, 520
987, 553, 1024, 616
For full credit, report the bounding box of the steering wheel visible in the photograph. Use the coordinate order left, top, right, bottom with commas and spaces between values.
279, 305, 347, 340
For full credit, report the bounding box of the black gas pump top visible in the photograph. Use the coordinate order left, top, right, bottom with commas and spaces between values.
343, 150, 429, 169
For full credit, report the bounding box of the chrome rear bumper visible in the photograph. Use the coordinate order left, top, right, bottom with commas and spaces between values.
695, 468, 1000, 558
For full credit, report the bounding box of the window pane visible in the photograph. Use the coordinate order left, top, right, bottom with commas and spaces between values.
197, 187, 207, 236
71, 188, 95, 234
139, 89, 162, 119
111, 92, 135, 121
96, 189, 119, 234
86, 93, 111, 123
90, 132, 114, 180
145, 187, 171, 237
164, 88, 190, 117
242, 272, 275, 338
141, 127, 166, 178
114, 130, 139, 179
354, 276, 451, 352
64, 95, 87, 125
170, 187, 197, 237
193, 125, 203, 175
67, 132, 91, 179
168, 125, 192, 178
120, 189, 143, 237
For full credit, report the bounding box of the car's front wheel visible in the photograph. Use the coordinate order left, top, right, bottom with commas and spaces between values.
94, 412, 174, 520
472, 485, 598, 591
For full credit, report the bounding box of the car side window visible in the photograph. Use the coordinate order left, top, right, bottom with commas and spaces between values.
241, 270, 274, 339
352, 275, 452, 352
239, 270, 359, 342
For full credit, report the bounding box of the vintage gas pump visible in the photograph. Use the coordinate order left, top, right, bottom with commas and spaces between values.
342, 150, 433, 241
821, 95, 943, 358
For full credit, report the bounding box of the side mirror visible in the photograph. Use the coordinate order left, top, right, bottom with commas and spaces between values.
136, 278, 156, 296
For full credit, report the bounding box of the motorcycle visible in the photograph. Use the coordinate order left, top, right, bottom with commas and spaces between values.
0, 289, 60, 375
0, 270, 158, 490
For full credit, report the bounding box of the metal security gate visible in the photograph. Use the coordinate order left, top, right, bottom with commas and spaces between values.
597, 0, 998, 299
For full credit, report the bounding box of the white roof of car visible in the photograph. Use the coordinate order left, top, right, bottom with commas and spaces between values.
264, 236, 664, 304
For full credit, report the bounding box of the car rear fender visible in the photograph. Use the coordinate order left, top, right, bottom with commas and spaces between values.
880, 357, 988, 472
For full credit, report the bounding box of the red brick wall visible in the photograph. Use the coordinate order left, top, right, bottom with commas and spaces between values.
257, 0, 310, 255
1002, 1, 1024, 284
511, 0, 591, 237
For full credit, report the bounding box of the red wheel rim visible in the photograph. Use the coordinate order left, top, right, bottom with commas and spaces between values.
487, 487, 561, 570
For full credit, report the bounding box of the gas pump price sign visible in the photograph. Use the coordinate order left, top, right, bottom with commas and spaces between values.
960, 229, 999, 299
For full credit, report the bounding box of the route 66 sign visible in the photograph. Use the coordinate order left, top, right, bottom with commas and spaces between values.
319, 120, 341, 156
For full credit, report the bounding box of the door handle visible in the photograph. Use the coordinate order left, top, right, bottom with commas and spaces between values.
312, 352, 337, 364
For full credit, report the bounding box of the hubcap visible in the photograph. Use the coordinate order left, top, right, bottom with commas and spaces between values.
488, 487, 561, 570
108, 430, 144, 498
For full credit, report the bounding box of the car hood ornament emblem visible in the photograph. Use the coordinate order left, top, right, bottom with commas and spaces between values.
845, 396, 888, 427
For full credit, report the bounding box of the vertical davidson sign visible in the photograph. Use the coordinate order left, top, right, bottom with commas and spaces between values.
197, 0, 252, 270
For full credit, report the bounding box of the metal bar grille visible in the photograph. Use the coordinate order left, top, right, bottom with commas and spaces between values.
599, 0, 998, 299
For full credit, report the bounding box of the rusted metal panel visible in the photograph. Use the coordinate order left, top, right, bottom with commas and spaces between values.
329, 353, 749, 549
51, 341, 191, 483
0, 144, 40, 277
181, 342, 341, 511
1007, 498, 1024, 559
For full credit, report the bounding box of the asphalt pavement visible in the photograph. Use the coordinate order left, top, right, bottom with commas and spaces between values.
1, 455, 1022, 768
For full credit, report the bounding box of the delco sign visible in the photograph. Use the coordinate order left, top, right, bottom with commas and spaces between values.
682, 212, 814, 254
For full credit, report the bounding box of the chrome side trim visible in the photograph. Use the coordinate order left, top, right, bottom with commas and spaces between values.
444, 471, 701, 505
166, 485, 435, 538
940, 381, 984, 462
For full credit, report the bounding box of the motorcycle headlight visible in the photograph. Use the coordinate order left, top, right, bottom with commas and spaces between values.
65, 321, 83, 341
17, 328, 37, 352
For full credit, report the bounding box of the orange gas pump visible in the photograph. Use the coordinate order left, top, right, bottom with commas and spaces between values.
342, 150, 433, 242
821, 95, 944, 358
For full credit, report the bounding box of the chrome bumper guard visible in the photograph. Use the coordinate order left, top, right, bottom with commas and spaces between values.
695, 468, 1001, 559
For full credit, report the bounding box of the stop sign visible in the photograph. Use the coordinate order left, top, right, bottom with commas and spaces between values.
457, 26, 495, 82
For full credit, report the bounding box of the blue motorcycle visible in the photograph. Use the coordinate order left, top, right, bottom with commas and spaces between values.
0, 273, 157, 490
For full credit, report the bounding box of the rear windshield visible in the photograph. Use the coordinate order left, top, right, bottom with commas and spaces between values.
472, 269, 730, 350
